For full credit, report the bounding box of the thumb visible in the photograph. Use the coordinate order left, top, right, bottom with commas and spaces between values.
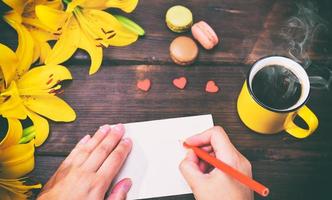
179, 150, 204, 188
107, 178, 132, 200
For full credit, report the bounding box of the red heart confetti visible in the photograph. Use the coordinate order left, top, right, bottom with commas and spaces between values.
137, 79, 151, 91
205, 80, 219, 93
173, 77, 187, 89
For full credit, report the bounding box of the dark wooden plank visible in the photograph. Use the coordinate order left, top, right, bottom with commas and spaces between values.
31, 156, 332, 200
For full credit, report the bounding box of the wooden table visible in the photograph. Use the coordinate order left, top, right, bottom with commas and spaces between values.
2, 0, 332, 199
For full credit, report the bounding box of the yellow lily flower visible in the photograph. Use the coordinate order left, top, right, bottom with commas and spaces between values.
0, 177, 41, 200
3, 0, 64, 63
0, 139, 40, 199
36, 0, 140, 75
0, 140, 35, 179
0, 118, 40, 200
0, 43, 76, 146
0, 117, 22, 150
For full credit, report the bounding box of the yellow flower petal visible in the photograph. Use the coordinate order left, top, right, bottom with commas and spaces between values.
45, 18, 79, 66
22, 17, 55, 33
0, 43, 18, 87
17, 65, 72, 89
4, 19, 34, 77
28, 28, 58, 63
2, 0, 27, 14
39, 42, 52, 64
42, 0, 64, 10
3, 11, 22, 24
83, 9, 138, 47
0, 140, 35, 178
81, 0, 138, 13
25, 110, 49, 147
0, 82, 27, 120
78, 29, 103, 75
32, 39, 41, 63
24, 95, 76, 122
66, 0, 85, 12
105, 0, 138, 13
0, 118, 22, 149
35, 5, 68, 32
0, 177, 41, 199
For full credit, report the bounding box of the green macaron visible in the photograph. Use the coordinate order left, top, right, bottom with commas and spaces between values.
166, 5, 193, 33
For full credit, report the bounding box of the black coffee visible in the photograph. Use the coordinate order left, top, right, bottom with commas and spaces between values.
251, 65, 302, 110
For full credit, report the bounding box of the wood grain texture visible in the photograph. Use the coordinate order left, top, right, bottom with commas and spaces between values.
1, 0, 332, 199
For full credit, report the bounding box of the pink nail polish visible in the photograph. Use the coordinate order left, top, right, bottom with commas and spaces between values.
99, 125, 111, 134
113, 123, 125, 134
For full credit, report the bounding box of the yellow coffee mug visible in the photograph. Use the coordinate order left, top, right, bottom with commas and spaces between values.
237, 56, 318, 138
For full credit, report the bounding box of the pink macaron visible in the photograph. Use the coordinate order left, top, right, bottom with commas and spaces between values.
191, 21, 219, 49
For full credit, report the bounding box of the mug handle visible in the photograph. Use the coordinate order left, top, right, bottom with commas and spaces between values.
285, 106, 319, 139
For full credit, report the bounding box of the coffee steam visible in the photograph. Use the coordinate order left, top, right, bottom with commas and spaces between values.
280, 1, 331, 90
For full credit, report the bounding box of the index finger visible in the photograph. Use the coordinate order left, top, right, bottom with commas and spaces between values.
185, 126, 237, 159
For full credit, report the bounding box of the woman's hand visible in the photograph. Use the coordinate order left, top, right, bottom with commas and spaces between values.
37, 124, 132, 200
180, 126, 254, 200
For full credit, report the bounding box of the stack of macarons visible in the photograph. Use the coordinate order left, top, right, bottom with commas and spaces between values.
166, 5, 219, 66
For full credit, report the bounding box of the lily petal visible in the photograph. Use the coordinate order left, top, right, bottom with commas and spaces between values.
2, 0, 27, 14
0, 177, 41, 199
45, 18, 79, 66
22, 17, 56, 33
66, 0, 85, 12
25, 110, 49, 147
105, 0, 138, 13
0, 43, 18, 87
0, 82, 27, 120
43, 0, 64, 10
0, 118, 22, 149
39, 42, 52, 64
23, 95, 76, 122
4, 19, 34, 77
78, 29, 103, 75
35, 5, 68, 32
29, 28, 58, 63
80, 0, 138, 13
0, 140, 35, 178
18, 65, 72, 89
83, 9, 138, 47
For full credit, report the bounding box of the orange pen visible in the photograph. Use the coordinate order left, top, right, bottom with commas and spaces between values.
183, 142, 270, 197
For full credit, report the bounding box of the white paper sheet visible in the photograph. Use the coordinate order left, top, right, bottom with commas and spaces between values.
112, 114, 214, 200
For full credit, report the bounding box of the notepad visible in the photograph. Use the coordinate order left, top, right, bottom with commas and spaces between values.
112, 114, 214, 199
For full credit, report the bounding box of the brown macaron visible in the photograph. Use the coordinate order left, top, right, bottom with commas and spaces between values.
169, 36, 198, 66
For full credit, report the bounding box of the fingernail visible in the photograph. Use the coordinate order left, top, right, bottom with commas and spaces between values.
99, 124, 111, 134
79, 134, 90, 144
113, 123, 125, 134
121, 178, 132, 193
122, 137, 132, 145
